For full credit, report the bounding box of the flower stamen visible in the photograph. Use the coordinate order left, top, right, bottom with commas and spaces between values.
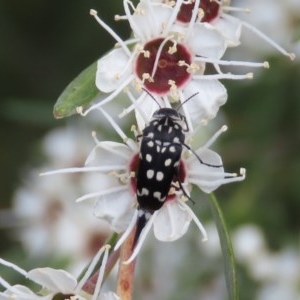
123, 211, 158, 264
114, 209, 139, 251
193, 72, 253, 81
75, 244, 111, 295
222, 14, 296, 60
195, 57, 269, 69
76, 186, 128, 203
178, 199, 208, 241
90, 9, 131, 57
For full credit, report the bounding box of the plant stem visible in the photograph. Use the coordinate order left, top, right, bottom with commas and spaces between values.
116, 226, 137, 300
82, 248, 120, 295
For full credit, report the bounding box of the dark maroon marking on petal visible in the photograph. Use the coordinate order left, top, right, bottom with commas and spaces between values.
135, 38, 192, 94
176, 0, 221, 24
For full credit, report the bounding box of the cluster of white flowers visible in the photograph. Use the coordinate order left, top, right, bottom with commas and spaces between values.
73, 0, 293, 263
0, 245, 119, 300
12, 126, 110, 264
1, 0, 295, 298
233, 225, 300, 300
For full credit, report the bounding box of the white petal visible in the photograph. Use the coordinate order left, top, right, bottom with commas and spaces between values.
96, 48, 131, 93
188, 23, 227, 59
135, 93, 164, 130
213, 14, 242, 47
131, 1, 173, 40
27, 268, 77, 294
182, 79, 227, 124
93, 189, 135, 233
0, 285, 50, 300
187, 148, 225, 193
85, 141, 132, 167
153, 200, 192, 241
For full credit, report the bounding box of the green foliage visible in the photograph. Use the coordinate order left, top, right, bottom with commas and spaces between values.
53, 62, 100, 118
208, 193, 239, 300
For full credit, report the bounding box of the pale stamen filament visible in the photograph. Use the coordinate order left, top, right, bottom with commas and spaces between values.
193, 72, 253, 80
195, 56, 269, 69
97, 108, 139, 152
165, 202, 181, 239
92, 245, 111, 300
75, 245, 110, 294
177, 199, 208, 241
92, 131, 136, 160
119, 90, 150, 124
202, 125, 228, 149
123, 211, 158, 264
117, 37, 140, 46
123, 0, 144, 41
40, 165, 126, 177
163, 0, 185, 36
117, 47, 139, 78
151, 36, 174, 78
185, 0, 201, 40
114, 209, 139, 251
90, 9, 131, 57
0, 259, 28, 277
222, 13, 295, 60
118, 93, 143, 119
76, 185, 128, 203
95, 109, 127, 141
187, 170, 239, 178
189, 168, 246, 187
77, 74, 135, 116
0, 276, 32, 298
222, 5, 251, 13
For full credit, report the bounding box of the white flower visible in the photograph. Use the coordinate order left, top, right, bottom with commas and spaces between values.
42, 108, 245, 263
12, 126, 109, 263
160, 0, 295, 59
0, 245, 119, 300
79, 0, 268, 126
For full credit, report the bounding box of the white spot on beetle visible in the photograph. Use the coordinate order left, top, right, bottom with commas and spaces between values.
147, 169, 154, 179
169, 146, 176, 153
164, 158, 172, 166
147, 141, 154, 147
156, 171, 164, 181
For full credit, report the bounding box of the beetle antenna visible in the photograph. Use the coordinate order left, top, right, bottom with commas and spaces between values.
142, 88, 162, 109
183, 143, 223, 168
176, 92, 199, 111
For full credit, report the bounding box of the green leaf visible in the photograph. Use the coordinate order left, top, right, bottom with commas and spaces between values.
53, 61, 101, 119
208, 193, 239, 300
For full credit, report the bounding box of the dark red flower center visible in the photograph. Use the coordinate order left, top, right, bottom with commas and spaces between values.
176, 0, 221, 24
129, 153, 186, 201
135, 38, 192, 95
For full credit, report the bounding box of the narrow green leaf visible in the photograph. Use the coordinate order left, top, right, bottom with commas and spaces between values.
208, 193, 239, 300
53, 62, 101, 119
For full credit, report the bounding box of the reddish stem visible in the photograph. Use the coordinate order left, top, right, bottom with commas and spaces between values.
116, 226, 137, 300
